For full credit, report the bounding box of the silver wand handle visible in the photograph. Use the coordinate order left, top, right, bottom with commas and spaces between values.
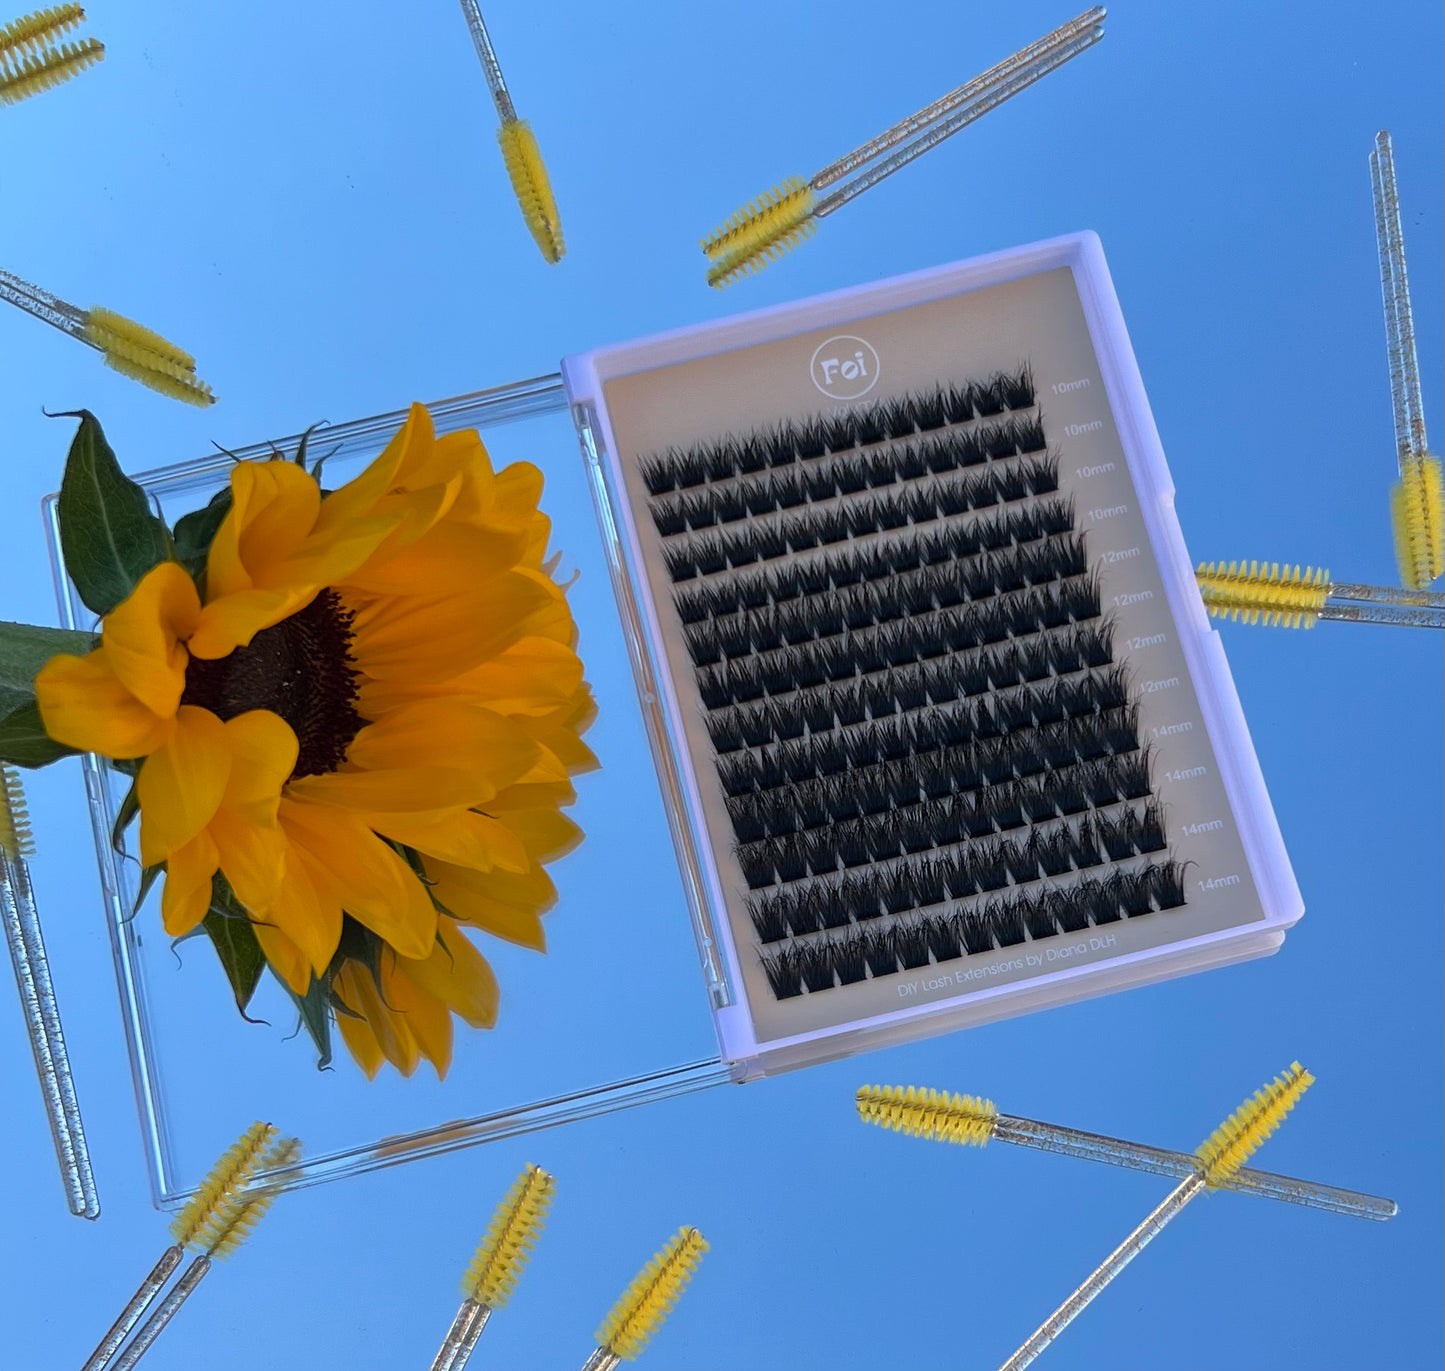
997, 1172, 1206, 1371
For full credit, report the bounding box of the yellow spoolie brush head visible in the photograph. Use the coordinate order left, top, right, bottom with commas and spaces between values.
596, 1227, 709, 1362
1194, 560, 1331, 629
0, 5, 84, 54
82, 306, 216, 407
855, 1084, 999, 1147
704, 180, 817, 290
195, 1135, 301, 1260
170, 1121, 277, 1249
1391, 454, 1444, 590
462, 1163, 556, 1309
1195, 1062, 1313, 1188
0, 35, 102, 104
0, 762, 35, 861
497, 119, 564, 265
701, 177, 813, 257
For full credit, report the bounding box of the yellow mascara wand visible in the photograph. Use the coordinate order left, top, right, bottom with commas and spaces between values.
1369, 132, 1443, 588
856, 1084, 1394, 1221
579, 1228, 710, 1371
0, 268, 215, 405
1, 762, 98, 1220
0, 5, 103, 106
428, 1163, 557, 1371
79, 1124, 299, 1371
456, 0, 564, 264
1195, 561, 1443, 632
702, 8, 1105, 288
997, 1064, 1313, 1371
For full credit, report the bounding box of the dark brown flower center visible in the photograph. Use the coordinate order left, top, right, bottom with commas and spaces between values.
181, 589, 364, 779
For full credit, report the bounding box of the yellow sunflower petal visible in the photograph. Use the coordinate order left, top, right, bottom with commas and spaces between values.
235, 460, 322, 579
383, 952, 454, 1077
265, 511, 401, 591
401, 426, 488, 489
35, 650, 175, 759
497, 807, 584, 864
218, 710, 298, 827
344, 700, 541, 791
188, 586, 317, 660
334, 958, 420, 1076
342, 538, 541, 621
279, 801, 437, 959
349, 479, 459, 570
258, 845, 342, 976
334, 982, 385, 1079
343, 560, 551, 667
208, 811, 288, 925
400, 926, 500, 1030
285, 766, 499, 813
371, 809, 530, 874
252, 921, 312, 996
356, 636, 583, 718
467, 637, 584, 715
100, 562, 201, 718
138, 706, 231, 865
486, 778, 578, 811
484, 462, 546, 530
311, 402, 433, 534
426, 860, 554, 951
514, 689, 601, 774
160, 830, 219, 937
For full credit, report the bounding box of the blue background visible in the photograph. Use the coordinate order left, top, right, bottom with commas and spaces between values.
2, 2, 1440, 1367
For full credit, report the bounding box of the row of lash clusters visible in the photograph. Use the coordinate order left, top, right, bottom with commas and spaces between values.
760, 864, 1189, 999
638, 369, 1183, 1000
640, 368, 1037, 495
662, 453, 1061, 582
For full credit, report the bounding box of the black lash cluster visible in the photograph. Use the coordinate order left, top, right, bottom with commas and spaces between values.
663, 455, 1060, 582
759, 863, 1189, 998
649, 415, 1047, 535
639, 371, 1181, 1002
640, 368, 1036, 495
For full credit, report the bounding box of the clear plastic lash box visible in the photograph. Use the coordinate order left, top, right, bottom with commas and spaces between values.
562, 231, 1302, 1079
47, 232, 1301, 1203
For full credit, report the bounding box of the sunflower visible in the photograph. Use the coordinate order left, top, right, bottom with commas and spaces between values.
36, 404, 597, 1077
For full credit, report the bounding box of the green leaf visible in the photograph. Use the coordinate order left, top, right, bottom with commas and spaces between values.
0, 701, 78, 768
202, 905, 266, 1018
133, 862, 163, 915
172, 487, 232, 585
56, 411, 170, 617
0, 620, 97, 721
111, 777, 140, 854
287, 976, 333, 1070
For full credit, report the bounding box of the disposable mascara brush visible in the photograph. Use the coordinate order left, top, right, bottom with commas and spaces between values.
429, 1162, 556, 1371
79, 1123, 290, 1371
1370, 131, 1443, 589
702, 7, 1106, 288
578, 1228, 709, 1371
1195, 561, 1444, 632
856, 1083, 1394, 1222
0, 762, 98, 1220
997, 1063, 1313, 1371
0, 267, 215, 405
0, 5, 103, 106
456, 0, 564, 263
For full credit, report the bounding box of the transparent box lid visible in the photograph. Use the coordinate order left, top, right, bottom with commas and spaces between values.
43, 376, 730, 1205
